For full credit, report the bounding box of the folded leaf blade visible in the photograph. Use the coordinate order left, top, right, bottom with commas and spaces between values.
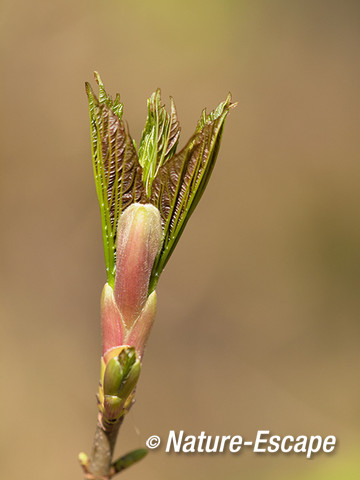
149, 94, 236, 291
86, 74, 144, 287
138, 90, 181, 198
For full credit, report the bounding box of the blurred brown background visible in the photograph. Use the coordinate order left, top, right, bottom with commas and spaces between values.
1, 1, 359, 479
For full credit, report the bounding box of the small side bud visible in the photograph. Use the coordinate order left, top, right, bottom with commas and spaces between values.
114, 204, 162, 328
100, 346, 141, 420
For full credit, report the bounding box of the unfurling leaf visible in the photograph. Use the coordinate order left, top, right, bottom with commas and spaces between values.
148, 94, 236, 291
86, 73, 236, 292
138, 89, 180, 197
86, 73, 143, 287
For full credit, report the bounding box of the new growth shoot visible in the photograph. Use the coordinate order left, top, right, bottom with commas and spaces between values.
79, 72, 236, 480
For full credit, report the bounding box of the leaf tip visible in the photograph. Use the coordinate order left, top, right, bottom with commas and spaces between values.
85, 81, 94, 101
94, 71, 103, 86
226, 92, 238, 111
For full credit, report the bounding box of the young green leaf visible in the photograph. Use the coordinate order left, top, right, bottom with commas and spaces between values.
138, 89, 180, 197
111, 449, 148, 474
85, 73, 144, 287
148, 94, 236, 292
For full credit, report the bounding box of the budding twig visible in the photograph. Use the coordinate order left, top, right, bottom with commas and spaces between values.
80, 72, 235, 479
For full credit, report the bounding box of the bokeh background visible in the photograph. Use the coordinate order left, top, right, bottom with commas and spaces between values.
1, 1, 359, 479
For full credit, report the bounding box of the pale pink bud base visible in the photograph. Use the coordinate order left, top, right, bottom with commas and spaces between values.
101, 285, 157, 361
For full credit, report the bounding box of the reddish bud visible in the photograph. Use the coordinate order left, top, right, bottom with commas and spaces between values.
114, 204, 162, 328
101, 284, 124, 355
